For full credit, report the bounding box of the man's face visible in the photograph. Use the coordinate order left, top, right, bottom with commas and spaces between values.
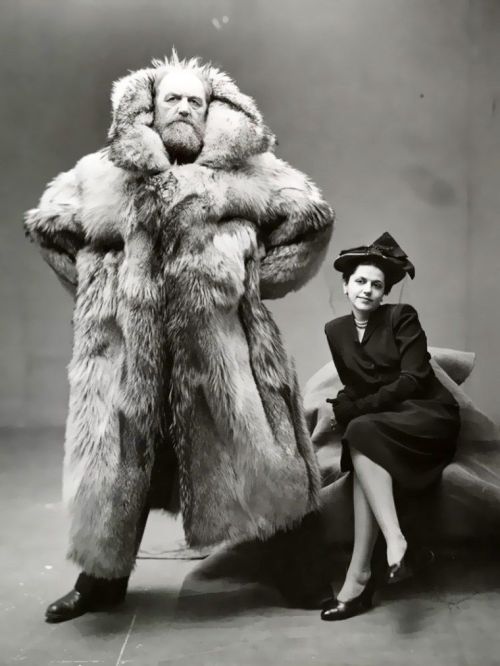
154, 70, 208, 163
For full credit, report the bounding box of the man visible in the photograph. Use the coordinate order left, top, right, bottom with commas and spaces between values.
25, 52, 334, 622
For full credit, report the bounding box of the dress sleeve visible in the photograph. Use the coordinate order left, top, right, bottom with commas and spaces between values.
324, 323, 359, 403
348, 304, 433, 417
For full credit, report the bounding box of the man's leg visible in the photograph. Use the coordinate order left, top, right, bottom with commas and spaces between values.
45, 502, 150, 623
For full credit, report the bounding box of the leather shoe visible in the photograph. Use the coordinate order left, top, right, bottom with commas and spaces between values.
45, 574, 127, 623
386, 552, 412, 584
320, 578, 375, 621
45, 589, 95, 623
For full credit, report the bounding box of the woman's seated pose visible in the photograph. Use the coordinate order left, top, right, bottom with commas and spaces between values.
321, 231, 460, 621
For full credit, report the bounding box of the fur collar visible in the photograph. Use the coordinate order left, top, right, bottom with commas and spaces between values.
108, 58, 275, 173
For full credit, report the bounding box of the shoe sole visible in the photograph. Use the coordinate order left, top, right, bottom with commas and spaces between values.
320, 599, 374, 621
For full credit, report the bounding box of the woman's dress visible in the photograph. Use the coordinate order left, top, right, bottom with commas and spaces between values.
325, 303, 460, 491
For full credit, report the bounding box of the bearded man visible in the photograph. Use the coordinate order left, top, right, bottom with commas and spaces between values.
25, 52, 334, 623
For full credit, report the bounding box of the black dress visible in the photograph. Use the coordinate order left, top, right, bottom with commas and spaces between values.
324, 303, 460, 492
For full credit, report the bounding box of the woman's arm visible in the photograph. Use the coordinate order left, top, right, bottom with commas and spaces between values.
332, 304, 433, 425
324, 322, 360, 429
324, 323, 360, 400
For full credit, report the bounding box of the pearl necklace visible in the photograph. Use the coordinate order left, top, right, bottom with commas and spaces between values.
354, 318, 368, 329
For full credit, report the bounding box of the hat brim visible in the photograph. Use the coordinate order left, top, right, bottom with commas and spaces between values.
333, 252, 406, 285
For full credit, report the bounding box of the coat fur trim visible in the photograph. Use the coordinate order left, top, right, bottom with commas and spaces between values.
108, 56, 275, 174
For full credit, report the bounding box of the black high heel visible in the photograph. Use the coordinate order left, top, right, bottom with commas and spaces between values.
320, 577, 375, 621
386, 552, 412, 584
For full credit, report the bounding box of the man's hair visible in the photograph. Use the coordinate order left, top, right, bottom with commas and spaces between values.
152, 49, 213, 103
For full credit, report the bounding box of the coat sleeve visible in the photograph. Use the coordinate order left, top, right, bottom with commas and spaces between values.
256, 156, 334, 300
339, 304, 434, 422
24, 167, 85, 296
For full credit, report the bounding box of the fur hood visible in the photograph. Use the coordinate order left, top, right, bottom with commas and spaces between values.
108, 54, 275, 174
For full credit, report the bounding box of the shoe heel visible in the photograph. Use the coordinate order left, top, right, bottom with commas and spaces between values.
361, 595, 373, 610
360, 582, 375, 609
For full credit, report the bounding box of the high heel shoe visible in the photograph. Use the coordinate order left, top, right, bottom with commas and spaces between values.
386, 552, 412, 584
320, 577, 375, 621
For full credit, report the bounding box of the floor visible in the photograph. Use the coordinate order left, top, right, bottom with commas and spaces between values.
1, 428, 499, 666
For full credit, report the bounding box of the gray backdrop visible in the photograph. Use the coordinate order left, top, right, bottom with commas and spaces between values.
1, 0, 499, 427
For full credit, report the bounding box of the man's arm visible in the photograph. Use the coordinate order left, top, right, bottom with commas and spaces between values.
250, 154, 334, 299
24, 168, 84, 296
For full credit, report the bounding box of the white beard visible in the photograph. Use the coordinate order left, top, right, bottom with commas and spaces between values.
159, 120, 204, 163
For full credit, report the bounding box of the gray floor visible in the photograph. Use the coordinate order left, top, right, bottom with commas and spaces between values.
1, 428, 499, 666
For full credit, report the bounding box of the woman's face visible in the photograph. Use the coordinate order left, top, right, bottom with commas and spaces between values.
343, 264, 385, 317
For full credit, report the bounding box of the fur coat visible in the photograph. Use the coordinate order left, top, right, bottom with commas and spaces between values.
24, 59, 334, 578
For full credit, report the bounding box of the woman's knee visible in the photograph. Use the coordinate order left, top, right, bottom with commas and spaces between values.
345, 414, 375, 441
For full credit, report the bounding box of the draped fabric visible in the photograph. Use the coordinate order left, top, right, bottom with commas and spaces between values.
305, 347, 500, 543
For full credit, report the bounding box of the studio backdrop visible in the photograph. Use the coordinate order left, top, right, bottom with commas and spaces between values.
1, 0, 499, 427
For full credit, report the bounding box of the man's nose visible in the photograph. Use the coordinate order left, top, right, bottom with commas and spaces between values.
178, 99, 190, 117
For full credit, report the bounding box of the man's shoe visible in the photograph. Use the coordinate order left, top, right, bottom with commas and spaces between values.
45, 574, 128, 623
45, 589, 92, 623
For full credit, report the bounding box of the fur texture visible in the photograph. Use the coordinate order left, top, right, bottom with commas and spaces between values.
24, 59, 334, 578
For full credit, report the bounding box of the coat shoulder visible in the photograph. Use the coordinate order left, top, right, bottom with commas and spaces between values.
75, 148, 126, 185
245, 152, 317, 194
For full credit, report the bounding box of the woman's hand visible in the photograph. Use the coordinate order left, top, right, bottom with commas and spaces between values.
332, 398, 360, 427
326, 398, 339, 430
326, 395, 359, 427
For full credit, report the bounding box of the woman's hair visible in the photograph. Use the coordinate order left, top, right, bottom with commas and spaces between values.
342, 258, 394, 295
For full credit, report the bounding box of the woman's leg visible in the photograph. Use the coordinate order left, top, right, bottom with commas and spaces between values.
337, 473, 379, 601
350, 447, 407, 567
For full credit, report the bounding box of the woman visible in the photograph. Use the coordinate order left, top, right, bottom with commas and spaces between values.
321, 231, 460, 621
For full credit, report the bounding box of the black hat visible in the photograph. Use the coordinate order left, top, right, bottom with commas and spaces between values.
333, 232, 415, 285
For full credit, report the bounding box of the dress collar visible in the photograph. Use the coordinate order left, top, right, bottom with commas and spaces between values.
349, 305, 385, 345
